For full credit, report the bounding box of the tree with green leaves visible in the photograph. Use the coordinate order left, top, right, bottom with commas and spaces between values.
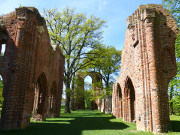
83, 45, 121, 95
43, 7, 106, 113
163, 0, 180, 115
163, 0, 180, 26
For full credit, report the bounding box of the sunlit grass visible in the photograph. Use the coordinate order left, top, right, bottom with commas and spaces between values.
0, 106, 179, 135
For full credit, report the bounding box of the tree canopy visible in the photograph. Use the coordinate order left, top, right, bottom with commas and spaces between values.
43, 7, 106, 113
83, 45, 121, 95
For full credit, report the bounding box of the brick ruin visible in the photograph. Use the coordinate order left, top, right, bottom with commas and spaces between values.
74, 72, 112, 113
112, 4, 179, 133
0, 4, 178, 134
100, 95, 112, 114
0, 7, 64, 129
74, 72, 103, 110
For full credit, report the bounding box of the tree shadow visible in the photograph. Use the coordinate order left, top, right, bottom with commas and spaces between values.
0, 116, 129, 135
170, 120, 180, 132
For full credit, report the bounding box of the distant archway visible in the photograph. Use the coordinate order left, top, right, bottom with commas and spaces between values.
84, 76, 92, 109
48, 81, 57, 117
33, 73, 48, 121
124, 77, 135, 122
74, 72, 102, 110
0, 44, 6, 56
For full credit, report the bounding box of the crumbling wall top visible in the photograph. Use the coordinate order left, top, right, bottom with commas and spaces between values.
127, 4, 178, 33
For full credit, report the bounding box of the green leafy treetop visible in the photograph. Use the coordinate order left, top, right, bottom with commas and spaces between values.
43, 7, 106, 113
83, 45, 122, 95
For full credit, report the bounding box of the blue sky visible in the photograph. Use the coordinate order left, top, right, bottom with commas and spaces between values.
0, 0, 163, 50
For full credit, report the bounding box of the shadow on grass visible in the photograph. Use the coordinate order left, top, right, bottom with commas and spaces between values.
0, 116, 129, 135
171, 120, 180, 132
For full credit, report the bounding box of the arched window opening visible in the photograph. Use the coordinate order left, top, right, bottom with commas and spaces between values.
124, 77, 135, 122
168, 79, 180, 116
49, 81, 57, 110
0, 30, 8, 57
84, 76, 92, 109
49, 94, 53, 109
117, 84, 122, 99
0, 75, 4, 118
33, 73, 47, 121
117, 83, 123, 118
0, 44, 6, 56
84, 76, 92, 91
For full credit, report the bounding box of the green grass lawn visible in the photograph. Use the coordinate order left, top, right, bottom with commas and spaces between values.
0, 106, 179, 135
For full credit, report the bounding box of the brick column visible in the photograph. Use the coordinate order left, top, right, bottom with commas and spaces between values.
145, 17, 162, 133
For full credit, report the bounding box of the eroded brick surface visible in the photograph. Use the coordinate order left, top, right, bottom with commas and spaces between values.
112, 4, 179, 133
74, 72, 103, 110
0, 7, 64, 129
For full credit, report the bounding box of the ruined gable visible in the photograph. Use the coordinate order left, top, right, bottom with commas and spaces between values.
112, 4, 178, 133
0, 7, 64, 129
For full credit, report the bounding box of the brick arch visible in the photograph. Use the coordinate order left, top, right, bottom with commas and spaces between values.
74, 72, 103, 110
33, 72, 48, 121
0, 29, 9, 44
48, 80, 58, 117
123, 76, 135, 122
0, 29, 8, 57
116, 83, 123, 118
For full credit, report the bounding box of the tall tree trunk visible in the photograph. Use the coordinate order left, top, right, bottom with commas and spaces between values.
71, 78, 75, 111
169, 86, 174, 115
105, 83, 109, 95
65, 79, 71, 113
104, 74, 110, 95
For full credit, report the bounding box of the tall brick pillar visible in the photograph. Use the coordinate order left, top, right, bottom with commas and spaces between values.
145, 15, 162, 133
113, 4, 179, 134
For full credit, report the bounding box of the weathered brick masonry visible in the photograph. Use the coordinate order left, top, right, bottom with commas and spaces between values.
112, 4, 179, 133
0, 7, 64, 129
74, 72, 103, 110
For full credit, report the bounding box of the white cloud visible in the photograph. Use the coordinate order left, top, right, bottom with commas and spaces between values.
98, 0, 109, 11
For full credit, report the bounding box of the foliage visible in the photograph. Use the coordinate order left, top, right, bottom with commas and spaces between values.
83, 45, 121, 95
0, 78, 3, 107
163, 0, 180, 115
84, 89, 92, 109
163, 0, 180, 26
43, 7, 106, 113
173, 93, 180, 115
84, 81, 93, 109
73, 76, 103, 109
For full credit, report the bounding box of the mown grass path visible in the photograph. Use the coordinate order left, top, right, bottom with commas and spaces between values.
0, 107, 180, 135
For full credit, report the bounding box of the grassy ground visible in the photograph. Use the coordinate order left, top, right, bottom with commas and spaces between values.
0, 106, 179, 135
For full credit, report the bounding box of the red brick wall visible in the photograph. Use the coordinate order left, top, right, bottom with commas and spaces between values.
74, 72, 103, 110
112, 4, 179, 133
0, 7, 64, 129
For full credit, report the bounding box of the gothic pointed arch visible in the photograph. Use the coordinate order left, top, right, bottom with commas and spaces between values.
33, 72, 48, 121
117, 83, 123, 118
124, 77, 135, 122
48, 81, 57, 117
